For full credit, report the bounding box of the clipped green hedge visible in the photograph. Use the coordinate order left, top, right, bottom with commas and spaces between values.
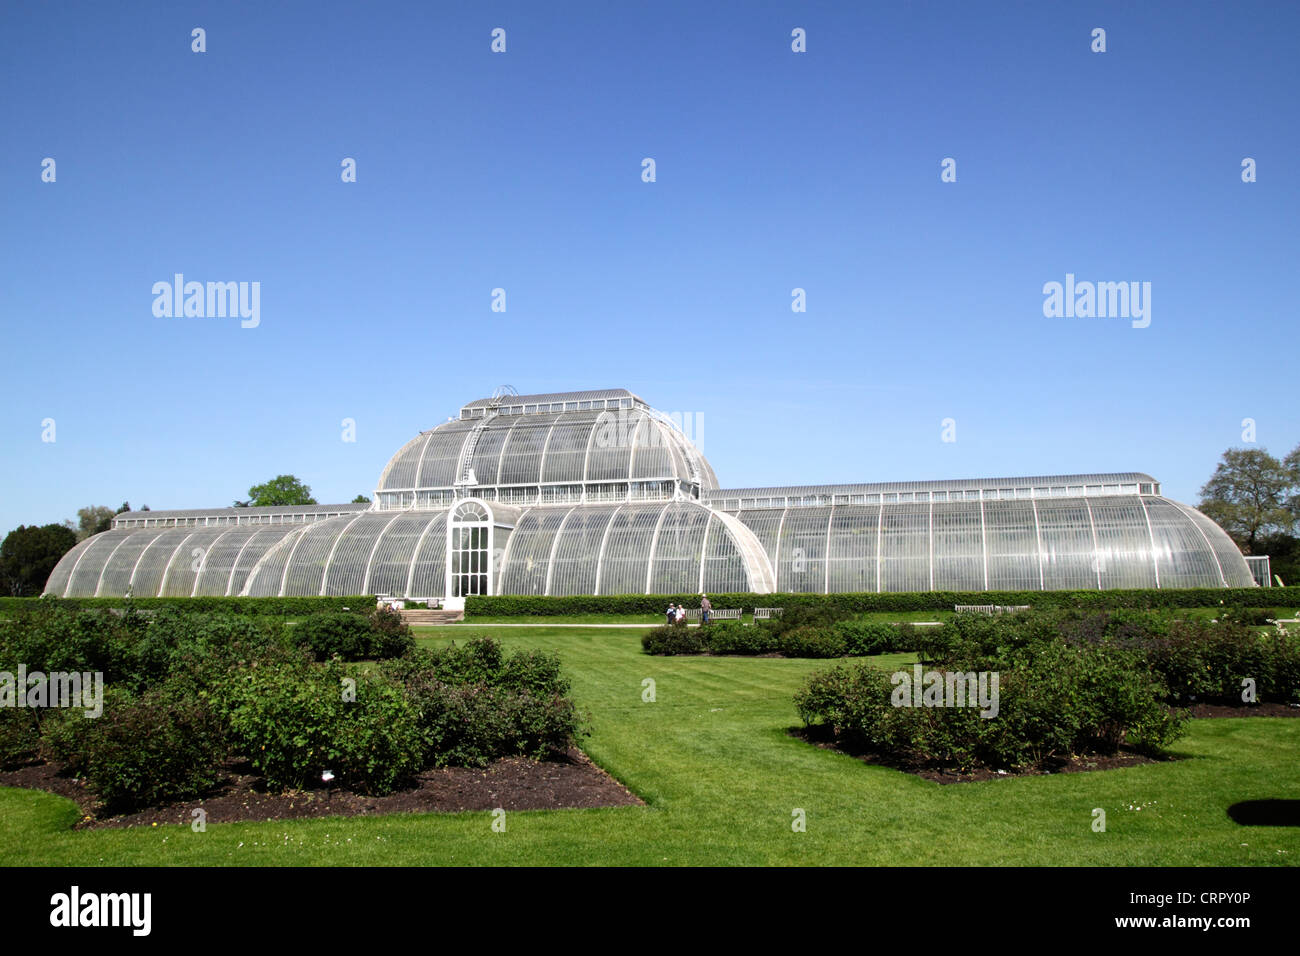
0, 595, 375, 616
468, 587, 1300, 617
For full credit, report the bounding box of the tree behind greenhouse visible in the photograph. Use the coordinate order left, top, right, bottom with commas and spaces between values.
0, 524, 78, 596
241, 475, 317, 507
1198, 445, 1299, 555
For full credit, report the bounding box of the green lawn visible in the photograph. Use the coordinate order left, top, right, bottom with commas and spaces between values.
2, 625, 1297, 866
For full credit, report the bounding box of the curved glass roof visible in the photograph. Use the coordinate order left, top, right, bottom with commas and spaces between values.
231, 499, 770, 597
723, 493, 1253, 593
46, 491, 1250, 597
45, 525, 302, 598
376, 402, 717, 501
41, 386, 1257, 599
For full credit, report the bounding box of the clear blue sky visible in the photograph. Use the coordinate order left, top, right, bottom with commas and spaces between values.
3, 0, 1297, 532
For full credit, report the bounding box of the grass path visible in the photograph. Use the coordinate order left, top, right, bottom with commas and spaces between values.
1, 626, 1297, 866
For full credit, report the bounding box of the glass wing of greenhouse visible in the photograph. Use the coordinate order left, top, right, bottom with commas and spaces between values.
45, 387, 1256, 598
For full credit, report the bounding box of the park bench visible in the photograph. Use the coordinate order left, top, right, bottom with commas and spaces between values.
753, 607, 784, 622
954, 604, 1031, 615
682, 608, 741, 621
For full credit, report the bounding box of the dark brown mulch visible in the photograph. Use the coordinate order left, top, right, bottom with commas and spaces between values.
789, 727, 1170, 785
1182, 701, 1300, 719
0, 748, 643, 829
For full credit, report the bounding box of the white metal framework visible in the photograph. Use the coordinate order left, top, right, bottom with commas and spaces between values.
44, 388, 1257, 598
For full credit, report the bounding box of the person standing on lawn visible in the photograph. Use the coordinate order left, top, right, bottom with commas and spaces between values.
700, 594, 712, 625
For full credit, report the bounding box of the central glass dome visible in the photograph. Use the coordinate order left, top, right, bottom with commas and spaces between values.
374, 388, 717, 509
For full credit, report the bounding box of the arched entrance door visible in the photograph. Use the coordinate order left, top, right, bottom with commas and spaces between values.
447, 500, 492, 598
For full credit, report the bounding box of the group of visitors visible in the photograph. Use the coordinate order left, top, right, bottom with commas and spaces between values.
666, 595, 712, 626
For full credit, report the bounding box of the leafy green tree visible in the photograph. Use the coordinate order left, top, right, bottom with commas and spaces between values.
75, 505, 116, 540
1285, 445, 1300, 520
1198, 447, 1294, 553
0, 524, 78, 596
243, 475, 317, 507
1253, 532, 1300, 587
351, 494, 371, 504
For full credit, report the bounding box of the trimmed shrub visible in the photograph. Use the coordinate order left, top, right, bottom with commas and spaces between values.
498, 649, 572, 697
0, 709, 43, 768
833, 619, 917, 655
2, 595, 374, 616
295, 613, 378, 661
385, 639, 584, 767
778, 626, 847, 659
794, 663, 900, 750
383, 638, 572, 697
703, 621, 779, 655
641, 625, 707, 656
294, 610, 413, 661
761, 604, 852, 636
69, 686, 228, 812
796, 636, 1186, 772
4, 612, 584, 808
0, 604, 294, 696
367, 604, 416, 658
222, 660, 423, 794
399, 680, 581, 767
641, 617, 917, 658
387, 637, 506, 686
1139, 620, 1300, 704
465, 587, 1300, 618
0, 604, 139, 688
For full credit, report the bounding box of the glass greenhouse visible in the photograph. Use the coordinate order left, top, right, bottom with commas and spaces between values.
45, 387, 1255, 599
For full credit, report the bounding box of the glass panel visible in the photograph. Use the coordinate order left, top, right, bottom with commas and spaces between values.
587, 408, 637, 481
549, 507, 618, 596
94, 530, 162, 597
318, 514, 388, 596
630, 416, 674, 480
227, 527, 299, 596
984, 499, 1040, 591
1084, 497, 1157, 589
160, 528, 228, 597
392, 513, 442, 598
777, 508, 831, 593
702, 516, 751, 593
364, 513, 433, 596
243, 526, 311, 597
734, 510, 784, 577
648, 503, 711, 594
827, 506, 879, 593
931, 501, 984, 591
498, 509, 569, 595
880, 502, 930, 592
1144, 498, 1222, 588
541, 415, 595, 484
125, 529, 194, 597
498, 414, 561, 485
1182, 505, 1255, 587
281, 520, 350, 596
468, 420, 512, 485
1036, 499, 1098, 590
414, 421, 476, 488
598, 506, 662, 595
